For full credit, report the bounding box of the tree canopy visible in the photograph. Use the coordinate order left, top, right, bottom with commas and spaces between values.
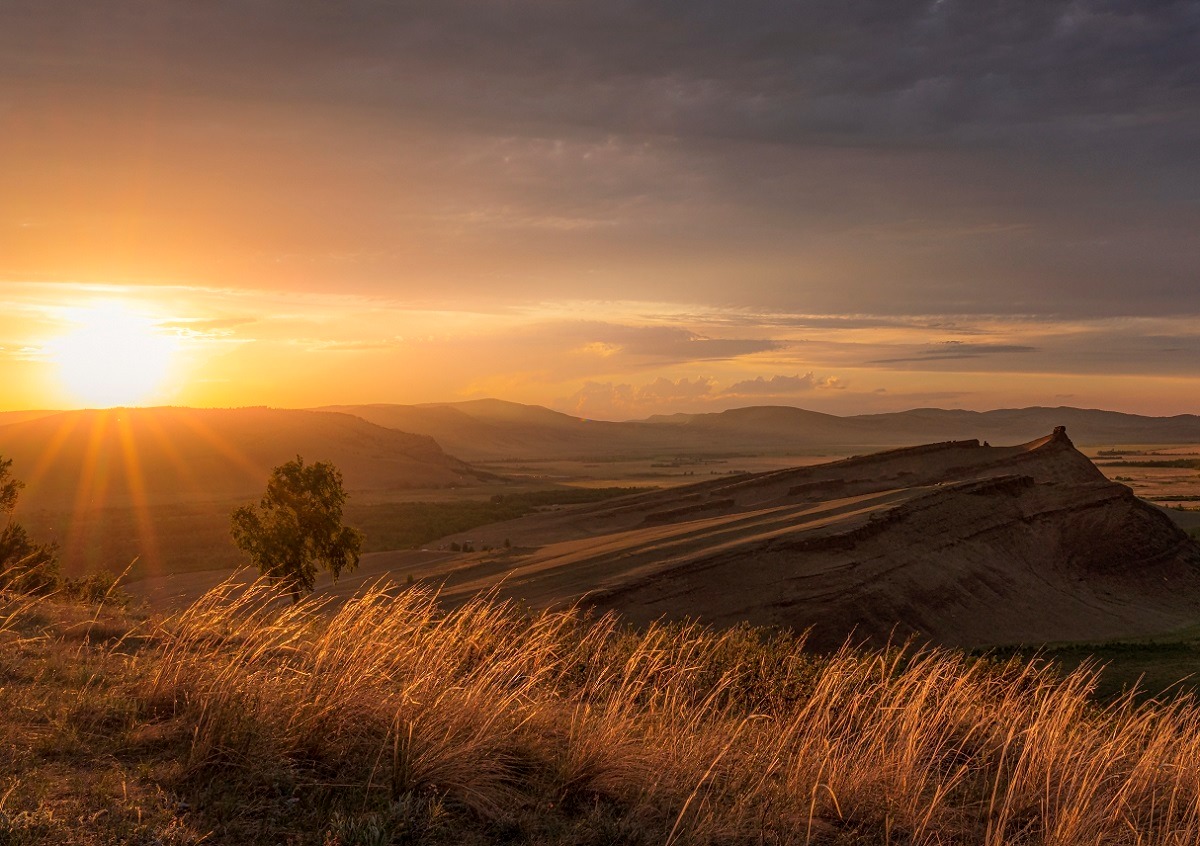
0, 456, 21, 515
231, 456, 363, 600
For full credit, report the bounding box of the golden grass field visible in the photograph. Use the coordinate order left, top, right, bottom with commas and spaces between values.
5, 415, 1200, 844
1086, 446, 1200, 505
6, 578, 1200, 845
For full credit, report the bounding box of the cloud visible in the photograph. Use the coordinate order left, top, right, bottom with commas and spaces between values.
303, 337, 406, 352
7, 1, 1194, 148
723, 373, 845, 395
599, 324, 782, 360
558, 371, 852, 418
869, 342, 1039, 366
560, 376, 715, 418
699, 313, 984, 332
639, 375, 716, 402
558, 322, 784, 365
158, 317, 257, 341
0, 344, 45, 362
2, 1, 1196, 317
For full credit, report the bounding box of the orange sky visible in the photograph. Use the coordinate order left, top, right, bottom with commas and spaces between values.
1, 282, 1198, 419
2, 3, 1198, 419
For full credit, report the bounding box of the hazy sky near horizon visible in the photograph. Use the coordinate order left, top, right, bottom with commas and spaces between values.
2, 1, 1198, 418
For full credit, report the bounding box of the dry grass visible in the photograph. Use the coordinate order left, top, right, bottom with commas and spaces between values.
5, 578, 1200, 843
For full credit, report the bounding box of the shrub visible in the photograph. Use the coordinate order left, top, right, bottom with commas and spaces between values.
0, 456, 60, 595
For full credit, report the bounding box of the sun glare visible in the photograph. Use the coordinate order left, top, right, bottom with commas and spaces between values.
51, 302, 178, 407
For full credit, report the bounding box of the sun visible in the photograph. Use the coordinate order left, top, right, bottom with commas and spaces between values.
51, 302, 178, 407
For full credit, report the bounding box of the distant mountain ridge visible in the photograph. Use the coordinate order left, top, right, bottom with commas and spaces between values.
321, 400, 1200, 460
317, 400, 656, 461
0, 410, 60, 427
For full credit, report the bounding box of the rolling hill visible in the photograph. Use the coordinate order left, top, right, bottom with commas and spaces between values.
0, 406, 501, 579
0, 406, 491, 508
350, 427, 1200, 649
322, 400, 1200, 461
641, 405, 1200, 450
0, 409, 61, 428
317, 399, 676, 461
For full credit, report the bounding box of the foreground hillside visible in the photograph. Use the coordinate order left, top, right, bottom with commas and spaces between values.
385, 428, 1200, 649
0, 406, 490, 508
5, 582, 1200, 845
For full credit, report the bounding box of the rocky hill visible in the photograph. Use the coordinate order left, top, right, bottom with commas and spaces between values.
388, 428, 1200, 649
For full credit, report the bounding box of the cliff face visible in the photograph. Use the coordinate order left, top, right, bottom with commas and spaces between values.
713, 470, 1200, 649
431, 428, 1200, 649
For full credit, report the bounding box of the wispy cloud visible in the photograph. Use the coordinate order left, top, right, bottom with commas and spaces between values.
302, 337, 407, 352
869, 342, 1040, 366
0, 344, 47, 362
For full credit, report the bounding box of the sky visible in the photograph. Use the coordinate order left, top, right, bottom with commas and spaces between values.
1, 1, 1198, 419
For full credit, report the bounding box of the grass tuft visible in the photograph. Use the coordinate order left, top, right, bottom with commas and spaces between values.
6, 578, 1200, 843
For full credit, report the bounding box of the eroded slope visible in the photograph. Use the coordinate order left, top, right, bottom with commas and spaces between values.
409, 428, 1200, 648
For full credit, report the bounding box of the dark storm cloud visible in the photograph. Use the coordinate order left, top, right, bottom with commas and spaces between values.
5, 0, 1195, 144
2, 1, 1198, 316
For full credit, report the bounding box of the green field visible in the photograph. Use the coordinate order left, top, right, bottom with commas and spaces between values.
15, 486, 650, 581
983, 638, 1200, 702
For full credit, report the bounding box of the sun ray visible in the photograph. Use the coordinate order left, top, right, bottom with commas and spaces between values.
173, 411, 266, 485
63, 411, 115, 572
139, 411, 202, 500
115, 411, 164, 578
22, 412, 81, 496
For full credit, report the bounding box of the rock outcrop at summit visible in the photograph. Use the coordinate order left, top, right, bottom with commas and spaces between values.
420, 428, 1200, 649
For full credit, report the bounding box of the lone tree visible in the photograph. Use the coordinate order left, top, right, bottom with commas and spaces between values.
231, 456, 363, 601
